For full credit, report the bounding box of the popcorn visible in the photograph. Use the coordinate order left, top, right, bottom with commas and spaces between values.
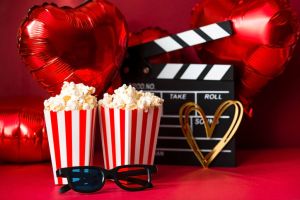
99, 85, 163, 168
44, 82, 97, 111
99, 84, 164, 110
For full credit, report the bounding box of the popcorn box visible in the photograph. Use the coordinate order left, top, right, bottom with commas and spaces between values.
99, 105, 162, 169
44, 109, 96, 185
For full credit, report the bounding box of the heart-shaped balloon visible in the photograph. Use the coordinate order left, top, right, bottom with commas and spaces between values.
18, 0, 128, 96
0, 97, 49, 163
191, 0, 300, 115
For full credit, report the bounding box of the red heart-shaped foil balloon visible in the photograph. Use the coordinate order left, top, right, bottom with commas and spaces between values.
0, 97, 49, 163
191, 0, 300, 115
18, 0, 128, 96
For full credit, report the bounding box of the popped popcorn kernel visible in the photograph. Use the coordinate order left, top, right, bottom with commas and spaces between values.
98, 84, 163, 110
44, 82, 97, 111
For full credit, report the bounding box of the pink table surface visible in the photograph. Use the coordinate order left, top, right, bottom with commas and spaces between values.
0, 148, 300, 200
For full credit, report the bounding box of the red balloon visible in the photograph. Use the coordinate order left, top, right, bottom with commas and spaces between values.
18, 0, 128, 96
191, 0, 300, 116
0, 97, 50, 163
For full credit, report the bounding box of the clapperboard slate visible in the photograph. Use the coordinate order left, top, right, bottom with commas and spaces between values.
122, 21, 236, 166
122, 64, 235, 166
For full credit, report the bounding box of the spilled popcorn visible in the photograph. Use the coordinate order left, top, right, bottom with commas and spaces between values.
99, 84, 164, 110
44, 82, 97, 111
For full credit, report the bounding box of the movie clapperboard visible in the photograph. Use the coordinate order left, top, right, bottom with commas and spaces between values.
122, 21, 236, 166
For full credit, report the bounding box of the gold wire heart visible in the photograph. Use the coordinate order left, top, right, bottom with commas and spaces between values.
179, 100, 244, 168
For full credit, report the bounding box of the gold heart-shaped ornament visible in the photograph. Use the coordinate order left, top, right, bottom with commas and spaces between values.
179, 100, 244, 168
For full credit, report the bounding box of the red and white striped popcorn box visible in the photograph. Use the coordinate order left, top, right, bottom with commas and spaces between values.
44, 109, 97, 185
99, 105, 162, 169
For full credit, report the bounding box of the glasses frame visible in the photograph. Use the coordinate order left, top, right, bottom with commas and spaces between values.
56, 164, 157, 193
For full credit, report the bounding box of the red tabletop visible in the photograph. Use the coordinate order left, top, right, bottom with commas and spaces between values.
1, 148, 299, 200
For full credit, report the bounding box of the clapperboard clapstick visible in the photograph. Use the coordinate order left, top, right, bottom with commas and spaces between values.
122, 21, 236, 166
127, 21, 232, 58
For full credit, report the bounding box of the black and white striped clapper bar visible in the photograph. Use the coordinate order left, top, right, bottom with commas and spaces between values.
127, 21, 232, 58
122, 21, 236, 166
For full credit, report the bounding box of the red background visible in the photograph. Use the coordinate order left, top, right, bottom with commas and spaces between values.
0, 0, 299, 148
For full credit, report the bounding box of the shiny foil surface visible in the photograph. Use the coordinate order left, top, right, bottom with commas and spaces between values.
191, 0, 300, 115
17, 0, 128, 97
0, 97, 50, 163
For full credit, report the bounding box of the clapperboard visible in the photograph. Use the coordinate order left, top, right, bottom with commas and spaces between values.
122, 21, 236, 166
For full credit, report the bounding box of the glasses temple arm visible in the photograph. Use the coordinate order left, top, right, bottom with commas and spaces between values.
59, 185, 71, 193
117, 175, 152, 187
117, 169, 151, 177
